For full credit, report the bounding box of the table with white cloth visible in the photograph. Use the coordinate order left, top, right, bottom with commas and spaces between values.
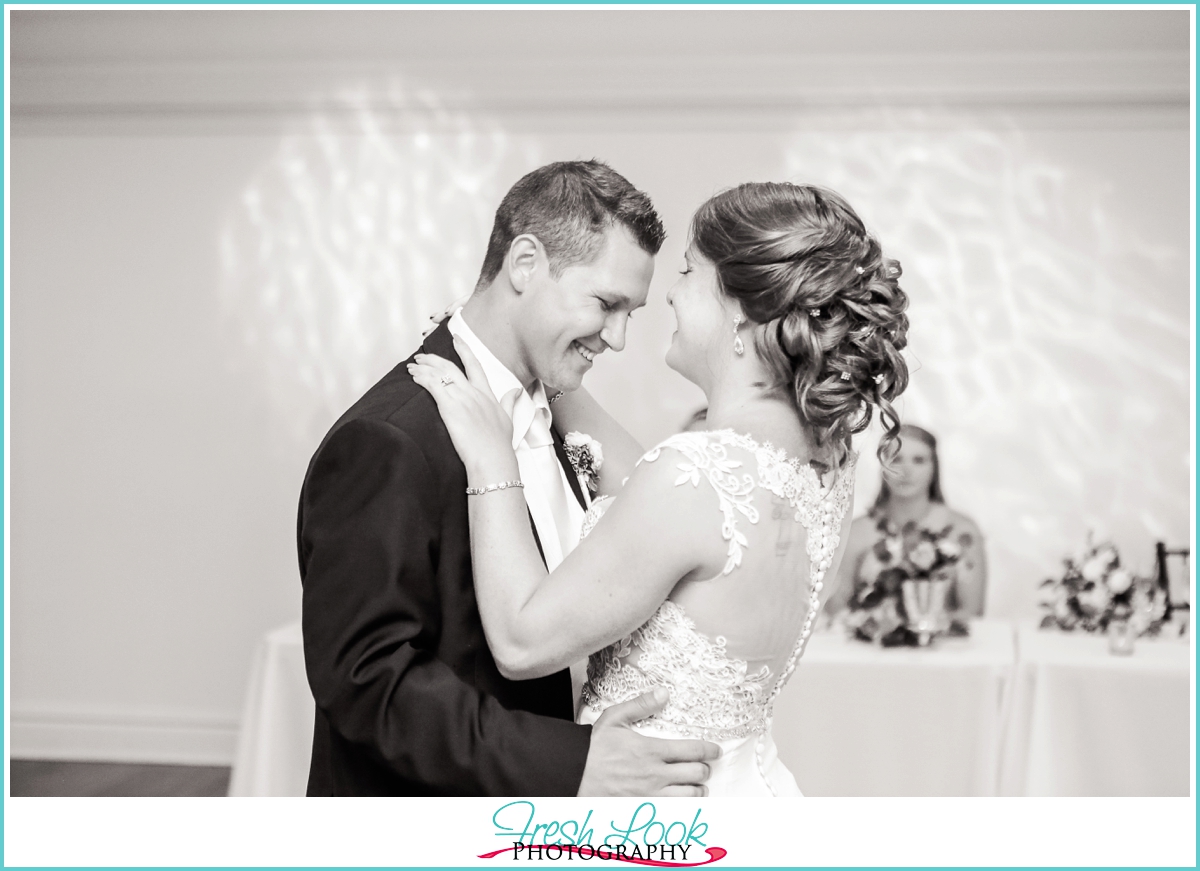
771, 618, 1016, 796
228, 622, 313, 797
229, 618, 1191, 797
999, 621, 1192, 797
229, 619, 1020, 797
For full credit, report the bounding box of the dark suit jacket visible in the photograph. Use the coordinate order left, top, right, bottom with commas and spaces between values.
297, 321, 593, 796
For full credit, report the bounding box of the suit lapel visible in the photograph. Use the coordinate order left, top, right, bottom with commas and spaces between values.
423, 321, 553, 566
419, 320, 461, 366
552, 428, 588, 511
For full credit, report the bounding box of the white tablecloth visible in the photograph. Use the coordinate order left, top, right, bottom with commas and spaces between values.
771, 619, 1016, 796
999, 622, 1191, 796
228, 618, 1191, 797
228, 622, 313, 797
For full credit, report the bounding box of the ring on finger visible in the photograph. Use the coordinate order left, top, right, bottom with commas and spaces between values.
440, 376, 454, 385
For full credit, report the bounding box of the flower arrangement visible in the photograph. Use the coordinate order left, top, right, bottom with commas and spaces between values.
844, 514, 972, 646
563, 431, 604, 495
1038, 536, 1168, 635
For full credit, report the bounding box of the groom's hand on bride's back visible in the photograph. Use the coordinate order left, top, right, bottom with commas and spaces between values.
578, 688, 721, 797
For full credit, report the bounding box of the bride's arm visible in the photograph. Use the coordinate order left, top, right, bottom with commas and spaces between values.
548, 388, 643, 497
410, 346, 725, 679
466, 449, 722, 678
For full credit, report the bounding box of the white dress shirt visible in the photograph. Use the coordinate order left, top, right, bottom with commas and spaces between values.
447, 310, 586, 569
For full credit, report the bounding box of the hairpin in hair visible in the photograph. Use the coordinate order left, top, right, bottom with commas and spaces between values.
840, 372, 851, 381
809, 308, 820, 317
855, 266, 865, 275
889, 266, 899, 276
873, 374, 885, 384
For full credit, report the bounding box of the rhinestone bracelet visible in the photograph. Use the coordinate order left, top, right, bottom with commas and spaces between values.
465, 480, 524, 496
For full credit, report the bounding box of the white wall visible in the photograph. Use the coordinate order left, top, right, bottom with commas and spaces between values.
9, 9, 1191, 763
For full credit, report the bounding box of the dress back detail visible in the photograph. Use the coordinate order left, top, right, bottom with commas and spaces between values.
580, 430, 857, 745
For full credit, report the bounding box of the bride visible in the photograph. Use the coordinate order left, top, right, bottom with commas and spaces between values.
410, 182, 909, 795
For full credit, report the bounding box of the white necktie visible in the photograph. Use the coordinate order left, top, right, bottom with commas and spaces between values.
511, 395, 575, 570
519, 404, 589, 713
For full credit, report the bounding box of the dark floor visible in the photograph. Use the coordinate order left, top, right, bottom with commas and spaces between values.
10, 760, 232, 796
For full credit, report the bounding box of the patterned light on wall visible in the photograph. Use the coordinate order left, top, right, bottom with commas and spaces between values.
219, 81, 513, 449
782, 113, 1189, 616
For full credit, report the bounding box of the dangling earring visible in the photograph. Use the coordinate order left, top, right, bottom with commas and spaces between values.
732, 315, 745, 355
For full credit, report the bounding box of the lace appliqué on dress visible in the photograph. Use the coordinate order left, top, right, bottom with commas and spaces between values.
641, 435, 758, 575
579, 495, 613, 540
581, 600, 772, 741
581, 430, 857, 744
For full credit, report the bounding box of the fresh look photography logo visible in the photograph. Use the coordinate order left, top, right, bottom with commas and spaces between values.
478, 801, 727, 866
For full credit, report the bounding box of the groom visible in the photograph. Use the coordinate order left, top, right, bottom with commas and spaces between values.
298, 160, 719, 796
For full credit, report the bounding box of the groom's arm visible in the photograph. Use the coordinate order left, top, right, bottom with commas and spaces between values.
299, 415, 591, 795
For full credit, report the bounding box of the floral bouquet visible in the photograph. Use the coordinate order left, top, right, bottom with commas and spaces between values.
844, 514, 972, 646
1038, 537, 1168, 636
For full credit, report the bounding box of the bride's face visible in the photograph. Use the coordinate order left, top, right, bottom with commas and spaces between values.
664, 247, 730, 386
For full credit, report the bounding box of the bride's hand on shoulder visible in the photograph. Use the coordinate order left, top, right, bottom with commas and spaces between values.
421, 292, 471, 337
408, 339, 518, 480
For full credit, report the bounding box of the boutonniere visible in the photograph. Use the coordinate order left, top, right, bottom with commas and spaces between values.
563, 431, 604, 495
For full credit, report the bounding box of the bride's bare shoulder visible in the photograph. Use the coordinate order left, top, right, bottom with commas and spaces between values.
585, 432, 730, 576
611, 431, 743, 519
636, 429, 718, 463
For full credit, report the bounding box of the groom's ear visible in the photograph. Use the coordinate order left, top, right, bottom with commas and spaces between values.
506, 234, 541, 294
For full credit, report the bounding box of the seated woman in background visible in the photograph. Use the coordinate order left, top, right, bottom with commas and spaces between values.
827, 424, 987, 617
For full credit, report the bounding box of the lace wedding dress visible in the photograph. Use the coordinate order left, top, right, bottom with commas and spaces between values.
576, 430, 856, 796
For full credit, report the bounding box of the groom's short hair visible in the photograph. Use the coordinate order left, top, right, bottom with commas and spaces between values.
476, 160, 666, 289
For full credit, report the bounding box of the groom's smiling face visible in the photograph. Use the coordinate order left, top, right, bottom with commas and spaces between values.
514, 225, 655, 392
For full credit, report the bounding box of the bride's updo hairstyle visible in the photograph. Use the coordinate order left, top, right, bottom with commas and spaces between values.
690, 182, 909, 460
